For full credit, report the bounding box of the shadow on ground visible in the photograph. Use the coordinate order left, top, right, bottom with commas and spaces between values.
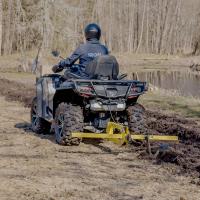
14, 122, 119, 155
15, 122, 56, 144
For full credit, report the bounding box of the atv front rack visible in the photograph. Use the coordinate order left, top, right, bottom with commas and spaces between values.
72, 122, 178, 145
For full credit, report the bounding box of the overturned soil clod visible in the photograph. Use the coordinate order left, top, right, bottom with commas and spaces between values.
144, 110, 200, 177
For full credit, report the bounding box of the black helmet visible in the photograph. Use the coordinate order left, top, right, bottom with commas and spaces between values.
84, 23, 101, 40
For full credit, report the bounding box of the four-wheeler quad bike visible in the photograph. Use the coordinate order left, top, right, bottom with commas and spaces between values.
31, 54, 178, 146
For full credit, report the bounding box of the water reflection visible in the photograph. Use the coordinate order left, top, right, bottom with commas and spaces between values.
137, 71, 200, 97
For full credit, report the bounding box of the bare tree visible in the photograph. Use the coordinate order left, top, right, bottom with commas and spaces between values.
0, 0, 200, 56
0, 0, 2, 55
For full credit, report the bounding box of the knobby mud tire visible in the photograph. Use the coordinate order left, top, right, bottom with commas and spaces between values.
127, 103, 148, 134
54, 103, 83, 146
31, 97, 51, 134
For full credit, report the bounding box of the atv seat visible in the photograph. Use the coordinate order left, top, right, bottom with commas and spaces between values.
85, 55, 119, 80
63, 67, 89, 80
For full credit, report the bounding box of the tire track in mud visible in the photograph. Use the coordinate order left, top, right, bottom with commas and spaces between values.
1, 77, 200, 179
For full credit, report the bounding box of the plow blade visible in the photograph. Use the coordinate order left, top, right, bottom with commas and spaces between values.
71, 122, 178, 145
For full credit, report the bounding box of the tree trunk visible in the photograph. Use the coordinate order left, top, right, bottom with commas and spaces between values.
136, 0, 147, 53
0, 0, 2, 55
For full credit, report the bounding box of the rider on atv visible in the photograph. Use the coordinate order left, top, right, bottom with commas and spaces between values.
52, 23, 109, 75
31, 24, 151, 146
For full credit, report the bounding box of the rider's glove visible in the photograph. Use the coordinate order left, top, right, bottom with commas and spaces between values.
52, 64, 63, 73
70, 65, 79, 72
58, 60, 66, 68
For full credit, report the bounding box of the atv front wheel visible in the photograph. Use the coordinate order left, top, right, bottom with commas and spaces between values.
127, 103, 147, 134
31, 97, 51, 134
54, 103, 83, 145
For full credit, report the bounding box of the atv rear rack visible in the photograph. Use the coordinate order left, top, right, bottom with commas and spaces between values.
72, 122, 178, 145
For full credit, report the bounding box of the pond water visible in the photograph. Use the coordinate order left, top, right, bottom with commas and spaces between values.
137, 70, 200, 98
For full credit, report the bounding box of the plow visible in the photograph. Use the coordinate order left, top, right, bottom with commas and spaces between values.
71, 122, 178, 146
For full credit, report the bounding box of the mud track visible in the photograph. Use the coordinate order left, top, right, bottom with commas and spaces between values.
1, 77, 200, 179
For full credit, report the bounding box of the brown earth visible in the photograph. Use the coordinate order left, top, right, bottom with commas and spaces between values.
0, 78, 35, 107
0, 77, 200, 199
145, 111, 200, 178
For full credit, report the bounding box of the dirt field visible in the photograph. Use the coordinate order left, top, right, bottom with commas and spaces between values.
0, 75, 200, 199
0, 97, 200, 200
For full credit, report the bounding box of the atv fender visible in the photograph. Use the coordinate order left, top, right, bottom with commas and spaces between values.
36, 75, 76, 121
36, 75, 59, 120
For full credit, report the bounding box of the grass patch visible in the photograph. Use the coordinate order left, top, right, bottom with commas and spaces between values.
140, 88, 200, 119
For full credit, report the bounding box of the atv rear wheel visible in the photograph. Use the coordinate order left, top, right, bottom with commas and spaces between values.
31, 97, 51, 134
54, 103, 83, 145
127, 103, 147, 134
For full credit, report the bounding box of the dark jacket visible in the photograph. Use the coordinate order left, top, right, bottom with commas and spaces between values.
59, 39, 109, 68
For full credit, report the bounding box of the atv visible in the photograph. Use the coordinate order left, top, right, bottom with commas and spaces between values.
31, 53, 148, 145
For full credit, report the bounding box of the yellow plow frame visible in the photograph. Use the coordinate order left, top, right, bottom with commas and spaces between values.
72, 122, 178, 145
